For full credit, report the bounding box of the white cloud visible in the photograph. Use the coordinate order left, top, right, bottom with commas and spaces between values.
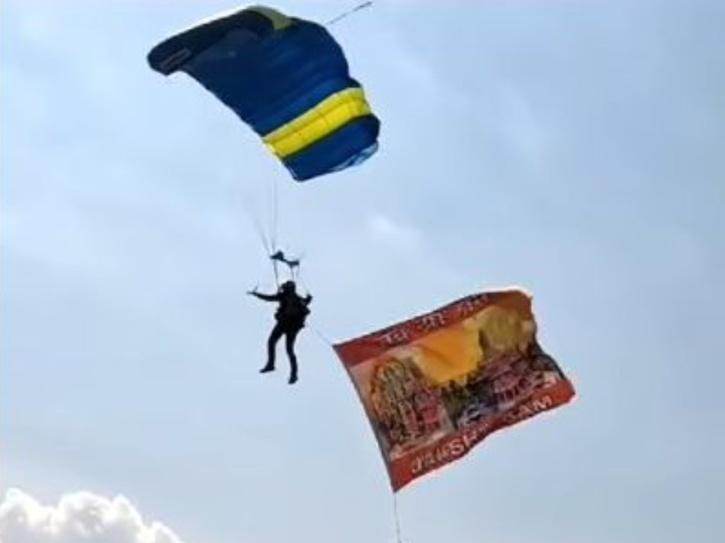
0, 489, 185, 543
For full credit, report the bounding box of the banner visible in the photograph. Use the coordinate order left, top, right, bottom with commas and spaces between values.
334, 289, 576, 491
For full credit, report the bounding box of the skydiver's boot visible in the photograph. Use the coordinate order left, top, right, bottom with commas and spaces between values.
260, 364, 275, 373
288, 354, 298, 385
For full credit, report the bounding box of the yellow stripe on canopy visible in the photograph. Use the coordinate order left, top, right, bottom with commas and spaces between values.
248, 6, 292, 30
263, 88, 372, 159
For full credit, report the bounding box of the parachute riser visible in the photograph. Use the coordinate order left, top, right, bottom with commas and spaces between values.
325, 1, 375, 27
269, 249, 303, 289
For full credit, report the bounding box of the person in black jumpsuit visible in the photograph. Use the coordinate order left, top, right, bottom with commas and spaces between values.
248, 281, 312, 384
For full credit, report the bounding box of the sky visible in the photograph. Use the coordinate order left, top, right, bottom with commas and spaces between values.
1, 0, 724, 542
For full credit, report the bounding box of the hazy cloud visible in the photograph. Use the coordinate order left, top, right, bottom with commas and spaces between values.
0, 489, 185, 543
368, 214, 423, 250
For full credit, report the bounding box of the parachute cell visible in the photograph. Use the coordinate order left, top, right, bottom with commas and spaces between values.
148, 6, 380, 181
334, 289, 576, 491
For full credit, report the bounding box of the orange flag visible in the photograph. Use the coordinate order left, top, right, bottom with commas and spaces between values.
335, 289, 576, 491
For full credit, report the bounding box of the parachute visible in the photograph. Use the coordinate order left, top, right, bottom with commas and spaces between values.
334, 289, 576, 491
147, 5, 380, 181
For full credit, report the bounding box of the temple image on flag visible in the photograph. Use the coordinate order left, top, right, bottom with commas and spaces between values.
335, 289, 576, 490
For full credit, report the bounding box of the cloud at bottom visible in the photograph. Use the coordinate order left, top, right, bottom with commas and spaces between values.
0, 489, 186, 543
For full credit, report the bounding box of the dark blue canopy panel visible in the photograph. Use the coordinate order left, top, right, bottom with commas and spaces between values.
148, 6, 380, 181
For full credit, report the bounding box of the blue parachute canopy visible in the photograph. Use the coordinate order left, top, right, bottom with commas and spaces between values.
148, 5, 380, 181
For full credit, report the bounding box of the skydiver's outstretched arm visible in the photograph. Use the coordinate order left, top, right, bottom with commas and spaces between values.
303, 294, 313, 305
248, 290, 281, 302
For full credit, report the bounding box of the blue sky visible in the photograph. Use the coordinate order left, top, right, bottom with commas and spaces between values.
1, 1, 724, 542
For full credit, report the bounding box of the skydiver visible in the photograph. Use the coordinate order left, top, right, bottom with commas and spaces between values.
248, 281, 312, 385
